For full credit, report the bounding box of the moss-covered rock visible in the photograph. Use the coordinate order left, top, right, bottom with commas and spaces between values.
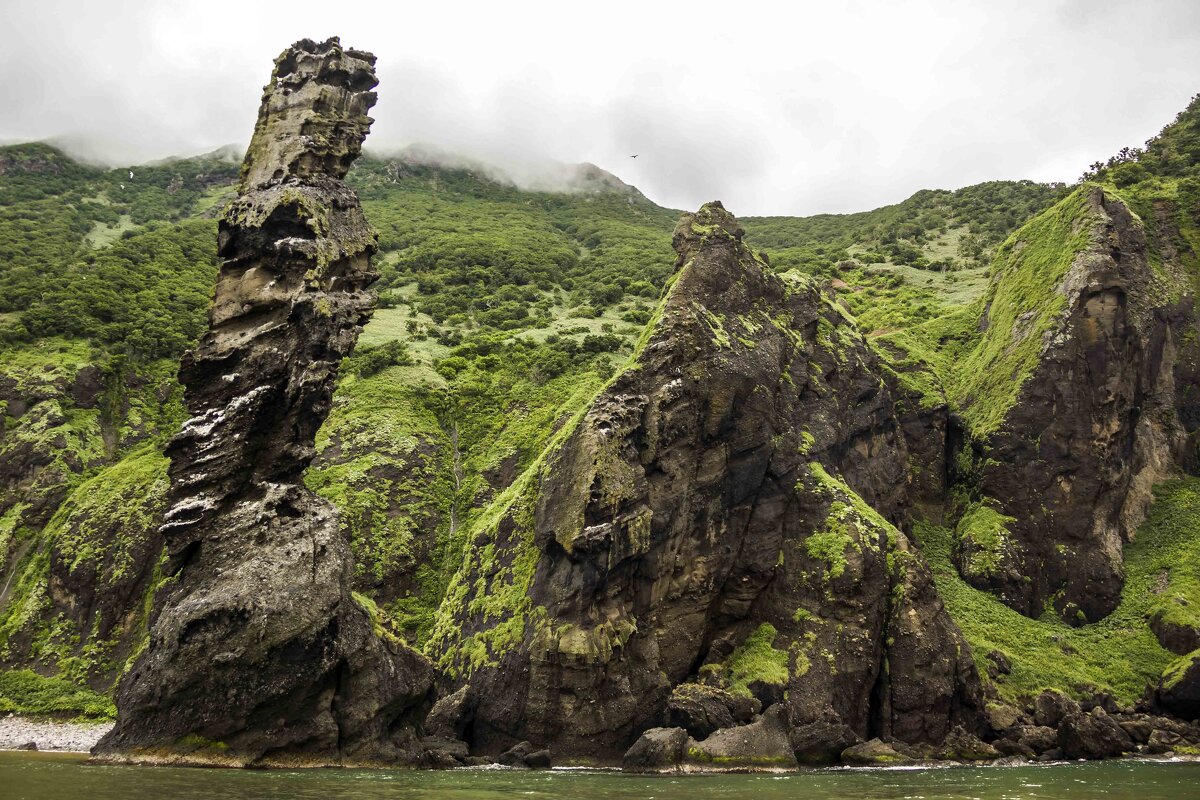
951, 184, 1200, 624
1157, 649, 1200, 720
426, 201, 982, 760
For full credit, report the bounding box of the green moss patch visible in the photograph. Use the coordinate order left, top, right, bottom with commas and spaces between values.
711, 623, 790, 698
954, 502, 1017, 578
0, 668, 114, 719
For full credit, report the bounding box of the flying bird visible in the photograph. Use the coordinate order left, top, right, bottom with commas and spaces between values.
630, 154, 638, 158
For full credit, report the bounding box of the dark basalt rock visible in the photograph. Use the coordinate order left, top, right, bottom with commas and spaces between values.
622, 727, 690, 772
957, 187, 1197, 624
938, 725, 999, 761
840, 738, 914, 766
1033, 690, 1080, 729
790, 718, 862, 764
496, 740, 552, 769
685, 704, 797, 770
1014, 724, 1059, 755
993, 737, 1036, 759
1057, 709, 1134, 759
1150, 612, 1200, 656
666, 683, 745, 738
1157, 651, 1200, 721
431, 201, 983, 762
1147, 729, 1187, 753
424, 685, 478, 741
93, 38, 436, 767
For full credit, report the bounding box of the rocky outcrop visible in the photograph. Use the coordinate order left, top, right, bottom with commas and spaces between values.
666, 683, 756, 738
93, 38, 437, 767
622, 727, 690, 772
1157, 650, 1200, 721
840, 738, 914, 766
686, 704, 797, 770
427, 201, 982, 762
954, 186, 1198, 624
1057, 709, 1134, 759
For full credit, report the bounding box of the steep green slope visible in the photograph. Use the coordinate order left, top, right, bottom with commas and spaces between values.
920, 476, 1200, 705
950, 186, 1101, 435
0, 97, 1193, 724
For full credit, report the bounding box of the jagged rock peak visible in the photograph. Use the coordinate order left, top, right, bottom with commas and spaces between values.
427, 201, 983, 760
241, 37, 379, 189
672, 200, 746, 257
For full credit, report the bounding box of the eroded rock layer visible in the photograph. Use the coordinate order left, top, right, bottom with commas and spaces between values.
94, 38, 436, 767
428, 202, 983, 761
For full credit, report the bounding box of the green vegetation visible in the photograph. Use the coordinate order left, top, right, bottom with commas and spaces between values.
1081, 93, 1200, 185
954, 502, 1017, 578
0, 668, 114, 719
950, 187, 1098, 434
0, 93, 1197, 716
744, 180, 1063, 276
919, 478, 1200, 703
805, 503, 859, 580
1139, 481, 1200, 649
709, 622, 790, 698
44, 447, 169, 590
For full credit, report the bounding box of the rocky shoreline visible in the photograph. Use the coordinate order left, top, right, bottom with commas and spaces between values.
2, 710, 1199, 773
0, 715, 114, 753
5, 685, 1200, 771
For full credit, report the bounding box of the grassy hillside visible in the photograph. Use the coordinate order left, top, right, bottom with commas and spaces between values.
0, 125, 1155, 717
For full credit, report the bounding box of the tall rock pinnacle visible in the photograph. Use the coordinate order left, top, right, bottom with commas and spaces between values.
94, 37, 436, 767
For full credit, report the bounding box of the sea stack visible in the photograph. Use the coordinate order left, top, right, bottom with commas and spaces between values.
94, 37, 437, 767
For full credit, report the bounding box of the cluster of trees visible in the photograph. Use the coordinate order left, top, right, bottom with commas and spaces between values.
347, 340, 414, 377
743, 179, 1063, 277
0, 145, 239, 352
1080, 94, 1200, 185
357, 156, 675, 339
433, 328, 627, 386
19, 220, 217, 360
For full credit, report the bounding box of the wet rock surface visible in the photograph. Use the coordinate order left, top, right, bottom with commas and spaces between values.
1058, 709, 1135, 759
623, 727, 690, 772
686, 705, 797, 770
840, 738, 914, 766
666, 684, 751, 738
92, 38, 437, 767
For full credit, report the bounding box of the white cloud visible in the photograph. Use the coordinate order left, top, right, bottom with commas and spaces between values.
1, 0, 1196, 214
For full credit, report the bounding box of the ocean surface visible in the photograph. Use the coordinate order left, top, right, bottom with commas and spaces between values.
3, 751, 1200, 799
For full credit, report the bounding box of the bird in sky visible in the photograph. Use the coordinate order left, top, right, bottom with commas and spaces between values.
630, 154, 638, 158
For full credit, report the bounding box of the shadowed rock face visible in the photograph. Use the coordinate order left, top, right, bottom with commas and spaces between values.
956, 187, 1197, 624
430, 202, 982, 761
94, 37, 436, 767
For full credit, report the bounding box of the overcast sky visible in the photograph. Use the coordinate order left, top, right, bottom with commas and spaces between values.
1, 0, 1197, 216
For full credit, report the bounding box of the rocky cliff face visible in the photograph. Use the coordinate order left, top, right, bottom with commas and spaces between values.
427, 202, 983, 760
93, 38, 437, 767
952, 186, 1199, 624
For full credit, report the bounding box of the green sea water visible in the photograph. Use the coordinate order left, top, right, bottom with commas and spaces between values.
3, 752, 1200, 799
